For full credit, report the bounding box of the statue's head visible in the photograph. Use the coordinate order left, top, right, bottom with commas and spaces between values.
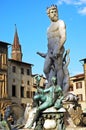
51, 76, 57, 85
46, 5, 58, 22
35, 75, 41, 86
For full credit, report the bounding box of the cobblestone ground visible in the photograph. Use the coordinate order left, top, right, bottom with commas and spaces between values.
20, 127, 86, 130
66, 127, 86, 130
0, 127, 86, 130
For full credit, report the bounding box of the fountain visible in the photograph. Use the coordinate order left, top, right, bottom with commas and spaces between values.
0, 4, 86, 130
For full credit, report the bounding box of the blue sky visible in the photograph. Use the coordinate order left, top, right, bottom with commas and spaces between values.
0, 0, 86, 76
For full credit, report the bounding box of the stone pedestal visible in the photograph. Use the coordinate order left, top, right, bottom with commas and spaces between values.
34, 107, 66, 130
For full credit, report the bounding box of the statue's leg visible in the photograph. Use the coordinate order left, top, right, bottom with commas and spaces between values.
43, 55, 52, 81
54, 57, 64, 88
48, 69, 56, 86
39, 101, 53, 111
27, 109, 41, 129
28, 100, 53, 129
34, 94, 42, 107
57, 69, 64, 87
63, 77, 69, 94
54, 98, 63, 110
34, 94, 46, 106
30, 101, 49, 130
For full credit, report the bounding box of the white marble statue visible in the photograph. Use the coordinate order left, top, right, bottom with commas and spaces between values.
37, 5, 69, 93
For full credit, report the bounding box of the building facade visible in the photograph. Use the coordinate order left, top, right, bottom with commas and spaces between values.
8, 59, 33, 105
69, 74, 85, 100
0, 41, 11, 98
0, 41, 11, 109
8, 26, 34, 106
69, 73, 86, 111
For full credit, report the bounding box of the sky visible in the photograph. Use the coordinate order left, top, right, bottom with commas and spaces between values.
0, 0, 86, 76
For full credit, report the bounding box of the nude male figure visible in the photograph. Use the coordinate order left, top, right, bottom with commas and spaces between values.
37, 5, 66, 88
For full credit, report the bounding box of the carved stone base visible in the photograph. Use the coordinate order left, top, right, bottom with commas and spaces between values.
34, 107, 66, 130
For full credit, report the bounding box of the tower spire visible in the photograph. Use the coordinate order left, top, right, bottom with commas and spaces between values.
11, 24, 22, 61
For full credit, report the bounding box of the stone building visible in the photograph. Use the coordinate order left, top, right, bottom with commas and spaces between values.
0, 41, 11, 107
8, 59, 34, 106
69, 59, 86, 111
69, 73, 85, 101
0, 26, 48, 108
8, 26, 34, 106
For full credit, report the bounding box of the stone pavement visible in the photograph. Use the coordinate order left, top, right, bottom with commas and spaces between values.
19, 127, 86, 130
0, 125, 86, 130
66, 127, 86, 130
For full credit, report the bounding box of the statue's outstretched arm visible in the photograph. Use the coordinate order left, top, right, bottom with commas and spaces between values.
37, 52, 47, 58
37, 87, 44, 94
44, 87, 51, 93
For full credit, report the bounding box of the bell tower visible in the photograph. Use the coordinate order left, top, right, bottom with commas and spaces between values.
11, 25, 22, 61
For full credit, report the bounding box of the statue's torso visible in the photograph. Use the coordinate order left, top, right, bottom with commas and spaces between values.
47, 20, 63, 57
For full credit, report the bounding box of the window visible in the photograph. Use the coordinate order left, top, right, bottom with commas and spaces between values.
30, 91, 35, 98
21, 68, 24, 74
0, 82, 2, 98
0, 53, 6, 69
27, 80, 30, 85
0, 74, 3, 80
21, 80, 24, 84
69, 85, 73, 91
12, 85, 16, 97
76, 82, 82, 89
21, 86, 24, 97
12, 66, 16, 73
27, 69, 30, 75
2, 53, 6, 65
77, 94, 83, 101
26, 91, 35, 98
13, 79, 15, 82
26, 91, 30, 98
33, 91, 35, 97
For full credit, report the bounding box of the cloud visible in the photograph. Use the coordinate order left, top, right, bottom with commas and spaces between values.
78, 7, 86, 15
57, 0, 86, 15
57, 0, 86, 5
74, 0, 86, 5
80, 0, 86, 4
57, 0, 74, 5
